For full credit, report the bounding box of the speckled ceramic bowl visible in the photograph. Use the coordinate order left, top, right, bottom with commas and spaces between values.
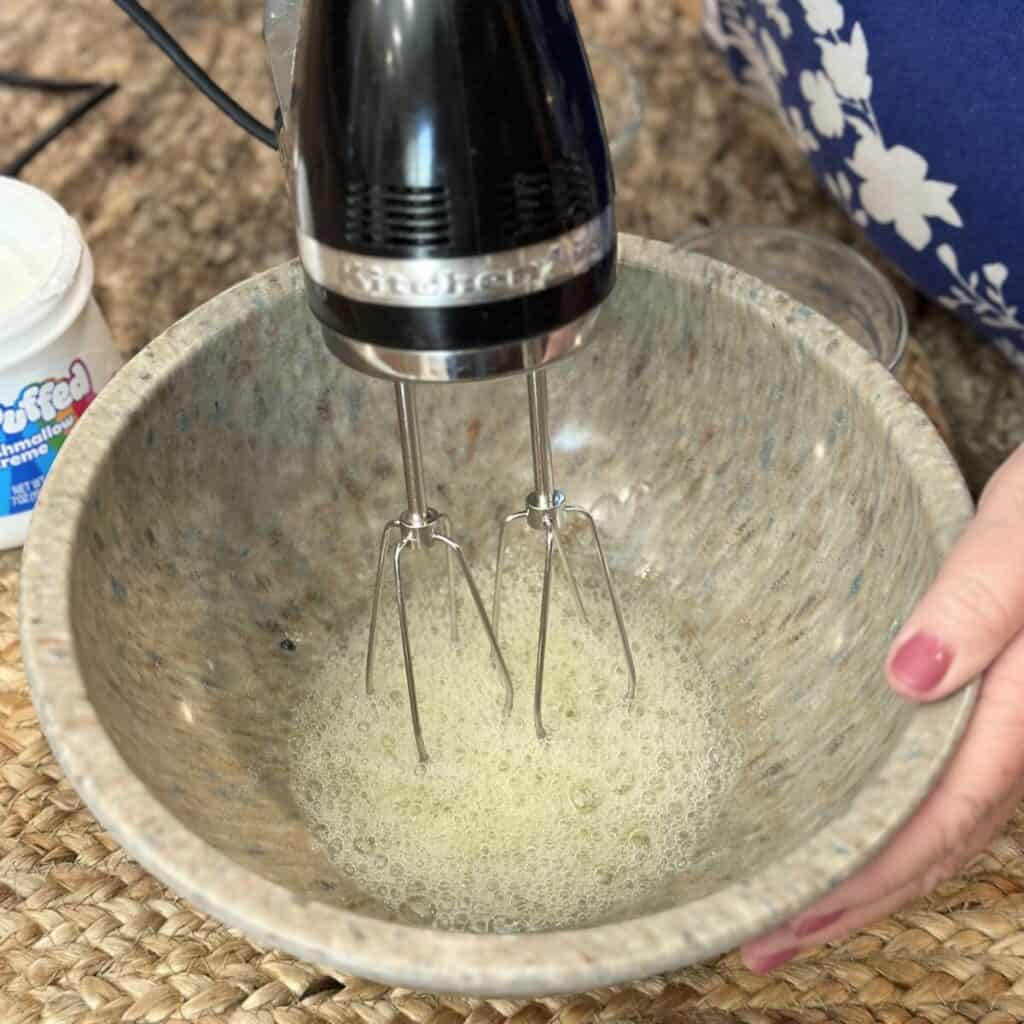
21, 236, 976, 997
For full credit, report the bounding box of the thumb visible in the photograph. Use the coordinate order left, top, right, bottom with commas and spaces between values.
888, 444, 1024, 701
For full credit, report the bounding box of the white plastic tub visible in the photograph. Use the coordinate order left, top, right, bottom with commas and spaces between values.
0, 176, 121, 549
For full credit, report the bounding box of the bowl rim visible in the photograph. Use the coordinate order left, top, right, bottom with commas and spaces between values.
20, 233, 977, 997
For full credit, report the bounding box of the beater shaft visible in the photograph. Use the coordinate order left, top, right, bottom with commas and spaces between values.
494, 370, 636, 740
526, 375, 588, 623
394, 381, 458, 644
367, 382, 514, 763
527, 371, 557, 502
395, 381, 429, 521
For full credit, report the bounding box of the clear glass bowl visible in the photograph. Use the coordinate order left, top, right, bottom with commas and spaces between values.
677, 225, 908, 373
586, 42, 645, 169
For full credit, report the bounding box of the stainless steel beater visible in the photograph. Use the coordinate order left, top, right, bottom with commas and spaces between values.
494, 370, 636, 740
366, 382, 514, 764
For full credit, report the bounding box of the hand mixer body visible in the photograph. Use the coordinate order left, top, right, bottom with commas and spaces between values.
274, 0, 633, 760
288, 0, 617, 381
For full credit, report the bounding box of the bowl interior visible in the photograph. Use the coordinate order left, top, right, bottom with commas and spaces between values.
64, 248, 956, 935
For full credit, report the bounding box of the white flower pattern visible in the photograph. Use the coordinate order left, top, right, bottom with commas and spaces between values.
711, 0, 1024, 360
758, 0, 793, 38
784, 105, 819, 152
797, 0, 843, 34
824, 171, 868, 226
937, 245, 1024, 334
760, 28, 787, 77
847, 130, 961, 251
816, 23, 872, 100
800, 70, 844, 138
714, 2, 785, 107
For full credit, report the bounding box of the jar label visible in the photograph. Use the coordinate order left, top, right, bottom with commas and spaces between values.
0, 358, 96, 516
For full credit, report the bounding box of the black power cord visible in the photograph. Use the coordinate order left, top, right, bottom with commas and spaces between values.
0, 71, 113, 94
1, 2, 278, 177
1, 74, 120, 178
111, 0, 278, 150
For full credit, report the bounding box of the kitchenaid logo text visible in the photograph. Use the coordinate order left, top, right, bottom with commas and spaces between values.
300, 212, 613, 307
0, 359, 93, 439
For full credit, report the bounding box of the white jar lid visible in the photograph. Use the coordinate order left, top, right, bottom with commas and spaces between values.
0, 176, 87, 346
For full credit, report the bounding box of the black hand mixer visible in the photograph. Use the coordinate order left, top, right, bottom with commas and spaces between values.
118, 0, 637, 762
276, 0, 636, 761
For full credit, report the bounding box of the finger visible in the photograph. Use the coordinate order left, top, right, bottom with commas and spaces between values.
887, 444, 1024, 700
741, 775, 1024, 972
742, 624, 1024, 970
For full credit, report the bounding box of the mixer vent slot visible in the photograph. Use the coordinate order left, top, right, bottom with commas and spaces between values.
342, 183, 453, 249
496, 159, 599, 245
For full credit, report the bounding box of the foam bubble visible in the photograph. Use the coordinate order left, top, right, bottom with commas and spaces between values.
288, 554, 739, 933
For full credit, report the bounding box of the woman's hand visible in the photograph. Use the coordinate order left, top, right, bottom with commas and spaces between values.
742, 443, 1024, 973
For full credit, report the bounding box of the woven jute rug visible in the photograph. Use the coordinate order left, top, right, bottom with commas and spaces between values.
5, 344, 1015, 1024
2, 0, 1011, 1018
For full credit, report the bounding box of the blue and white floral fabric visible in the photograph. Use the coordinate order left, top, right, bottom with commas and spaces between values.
704, 0, 1024, 371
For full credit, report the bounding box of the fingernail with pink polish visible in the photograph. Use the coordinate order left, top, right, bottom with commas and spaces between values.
750, 947, 797, 973
793, 909, 844, 938
890, 632, 952, 692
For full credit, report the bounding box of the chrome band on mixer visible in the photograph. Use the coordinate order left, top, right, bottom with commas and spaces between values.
319, 311, 600, 383
297, 208, 615, 308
